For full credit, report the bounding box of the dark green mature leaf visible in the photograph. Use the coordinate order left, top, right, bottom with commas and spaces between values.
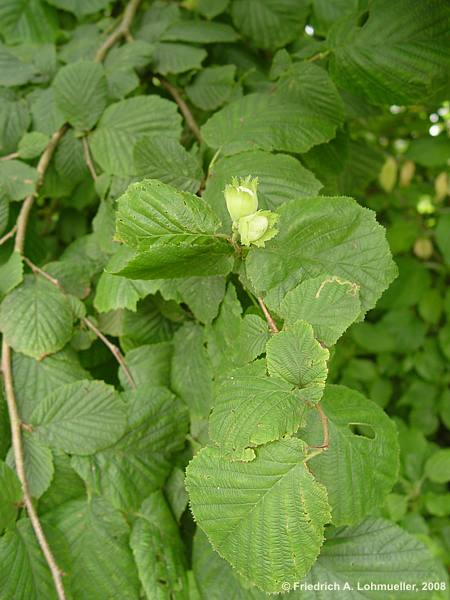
0, 276, 74, 359
246, 196, 397, 315
202, 63, 344, 155
53, 61, 108, 131
209, 360, 308, 461
90, 96, 182, 176
0, 460, 22, 531
0, 42, 37, 86
7, 432, 54, 498
133, 136, 203, 193
30, 380, 127, 454
153, 42, 207, 75
203, 150, 322, 230
0, 90, 30, 154
45, 0, 112, 17
78, 386, 188, 511
186, 65, 237, 111
162, 20, 238, 43
113, 180, 234, 278
0, 252, 23, 298
231, 0, 310, 50
48, 497, 140, 600
0, 159, 38, 201
186, 437, 331, 593
119, 342, 173, 389
130, 491, 189, 599
0, 0, 58, 45
302, 385, 399, 526
329, 0, 450, 104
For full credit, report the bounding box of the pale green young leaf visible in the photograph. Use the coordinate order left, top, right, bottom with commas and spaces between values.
246, 196, 397, 315
133, 136, 203, 193
209, 360, 307, 460
90, 96, 182, 176
0, 252, 23, 298
6, 432, 54, 498
0, 276, 73, 359
279, 275, 361, 346
53, 60, 108, 131
302, 385, 399, 526
186, 437, 331, 593
0, 460, 22, 531
130, 491, 189, 599
266, 321, 329, 402
30, 380, 127, 455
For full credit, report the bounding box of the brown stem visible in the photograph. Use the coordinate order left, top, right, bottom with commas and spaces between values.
159, 78, 202, 143
0, 151, 19, 161
257, 296, 279, 334
82, 137, 97, 180
95, 0, 141, 62
1, 341, 67, 600
0, 225, 17, 246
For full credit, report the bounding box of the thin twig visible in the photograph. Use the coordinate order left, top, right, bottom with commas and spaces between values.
95, 0, 141, 62
0, 225, 17, 246
307, 50, 331, 63
82, 317, 137, 389
257, 296, 279, 334
24, 257, 61, 287
82, 137, 98, 180
159, 78, 202, 143
14, 126, 67, 255
1, 341, 67, 600
0, 151, 19, 161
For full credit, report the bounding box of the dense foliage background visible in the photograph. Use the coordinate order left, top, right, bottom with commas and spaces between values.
0, 0, 449, 598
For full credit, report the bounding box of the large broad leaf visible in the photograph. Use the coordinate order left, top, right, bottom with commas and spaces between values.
192, 519, 448, 599
209, 360, 308, 461
94, 272, 156, 313
119, 343, 173, 390
0, 0, 58, 44
0, 276, 73, 359
186, 65, 237, 111
202, 63, 344, 155
130, 491, 189, 599
203, 150, 322, 230
0, 42, 37, 86
0, 252, 23, 298
45, 0, 112, 17
329, 0, 450, 105
279, 274, 361, 346
7, 432, 54, 498
266, 321, 329, 399
48, 497, 140, 600
0, 519, 70, 600
53, 61, 108, 131
186, 437, 331, 593
161, 20, 238, 43
152, 42, 206, 74
301, 385, 399, 526
0, 159, 38, 201
75, 386, 188, 511
246, 196, 397, 316
90, 96, 182, 176
112, 179, 234, 279
30, 380, 127, 455
133, 136, 203, 193
231, 0, 310, 50
0, 460, 22, 531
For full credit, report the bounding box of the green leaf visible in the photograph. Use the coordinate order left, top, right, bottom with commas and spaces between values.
266, 321, 329, 399
112, 180, 234, 279
0, 0, 58, 45
38, 450, 85, 513
90, 96, 182, 176
436, 213, 450, 266
30, 380, 127, 454
94, 272, 155, 313
78, 386, 188, 511
186, 65, 237, 111
186, 437, 331, 593
0, 519, 69, 600
0, 159, 38, 201
0, 460, 22, 531
18, 131, 48, 159
302, 385, 399, 526
119, 342, 173, 390
53, 60, 108, 132
0, 252, 23, 298
162, 20, 238, 43
279, 274, 361, 346
7, 432, 54, 498
425, 449, 450, 484
152, 42, 206, 75
48, 497, 140, 600
130, 491, 189, 599
0, 90, 30, 154
203, 150, 322, 230
29, 88, 65, 135
45, 0, 112, 17
197, 0, 229, 19
133, 136, 203, 193
0, 42, 37, 86
0, 276, 73, 359
171, 323, 213, 418
209, 360, 308, 460
329, 0, 450, 104
231, 0, 310, 50
202, 63, 344, 155
246, 196, 397, 316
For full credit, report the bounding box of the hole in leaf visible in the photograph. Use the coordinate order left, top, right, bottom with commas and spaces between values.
348, 423, 376, 439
